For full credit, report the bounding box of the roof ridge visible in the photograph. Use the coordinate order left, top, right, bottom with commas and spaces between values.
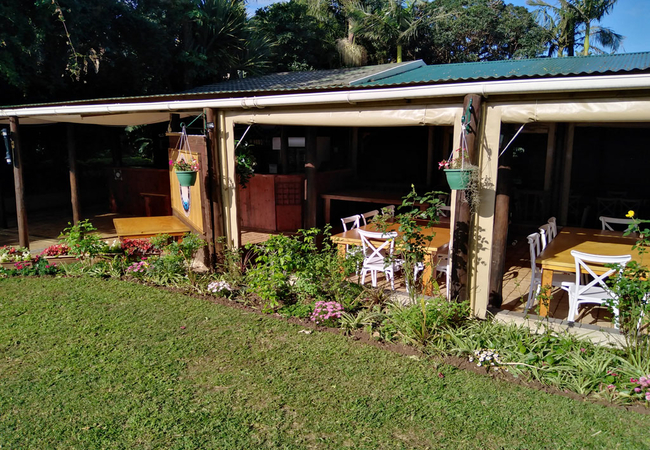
426, 51, 650, 69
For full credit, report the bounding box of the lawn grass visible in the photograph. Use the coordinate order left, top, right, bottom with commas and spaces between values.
1, 277, 649, 449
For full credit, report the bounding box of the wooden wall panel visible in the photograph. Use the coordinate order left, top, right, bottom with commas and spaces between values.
169, 134, 207, 234
107, 168, 171, 216
238, 175, 276, 231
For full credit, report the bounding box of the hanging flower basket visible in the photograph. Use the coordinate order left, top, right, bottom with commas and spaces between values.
444, 168, 474, 190
175, 170, 198, 187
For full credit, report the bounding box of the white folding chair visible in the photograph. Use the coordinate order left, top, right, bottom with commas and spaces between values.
547, 217, 558, 239
357, 229, 401, 289
526, 232, 572, 310
560, 251, 631, 327
340, 214, 360, 232
434, 243, 450, 296
361, 209, 380, 226
600, 216, 634, 231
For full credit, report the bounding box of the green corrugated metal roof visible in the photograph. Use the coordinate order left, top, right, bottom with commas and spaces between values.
184, 60, 423, 95
362, 52, 650, 87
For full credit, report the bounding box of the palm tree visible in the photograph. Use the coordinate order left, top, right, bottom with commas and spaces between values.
344, 0, 422, 63
527, 0, 623, 56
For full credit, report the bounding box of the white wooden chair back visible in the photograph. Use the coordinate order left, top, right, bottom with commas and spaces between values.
547, 217, 558, 239
566, 250, 631, 326
357, 229, 397, 262
599, 216, 634, 231
570, 251, 630, 297
527, 232, 541, 278
538, 224, 551, 250
340, 214, 360, 232
361, 210, 380, 226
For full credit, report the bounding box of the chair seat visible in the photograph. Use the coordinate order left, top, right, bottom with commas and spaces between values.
560, 283, 611, 301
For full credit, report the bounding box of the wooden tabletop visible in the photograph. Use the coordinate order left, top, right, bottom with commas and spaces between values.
113, 216, 191, 239
537, 227, 641, 273
331, 222, 450, 253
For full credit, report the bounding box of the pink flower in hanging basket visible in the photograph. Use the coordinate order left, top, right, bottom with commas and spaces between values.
170, 157, 200, 172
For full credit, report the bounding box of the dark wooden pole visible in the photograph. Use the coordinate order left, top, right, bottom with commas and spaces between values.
206, 108, 225, 258
9, 117, 28, 248
488, 149, 513, 308
280, 126, 288, 174
67, 124, 81, 224
450, 94, 482, 302
305, 127, 318, 228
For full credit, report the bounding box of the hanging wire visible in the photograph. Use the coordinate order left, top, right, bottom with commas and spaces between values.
235, 124, 253, 151
498, 124, 526, 158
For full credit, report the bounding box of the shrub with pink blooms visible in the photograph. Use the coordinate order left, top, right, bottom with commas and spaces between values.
310, 301, 343, 326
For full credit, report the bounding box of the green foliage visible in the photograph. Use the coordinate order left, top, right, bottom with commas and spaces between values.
234, 140, 257, 188
245, 226, 361, 312
146, 233, 205, 287
58, 219, 108, 257
252, 0, 340, 71
381, 297, 470, 345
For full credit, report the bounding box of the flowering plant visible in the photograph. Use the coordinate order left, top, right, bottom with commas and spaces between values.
605, 210, 650, 337
40, 243, 71, 257
438, 148, 474, 170
0, 246, 32, 263
169, 157, 199, 172
310, 301, 343, 325
121, 238, 155, 257
126, 259, 150, 275
207, 280, 234, 297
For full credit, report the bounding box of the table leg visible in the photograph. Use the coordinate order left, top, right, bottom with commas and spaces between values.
337, 242, 346, 259
539, 268, 554, 317
422, 253, 434, 296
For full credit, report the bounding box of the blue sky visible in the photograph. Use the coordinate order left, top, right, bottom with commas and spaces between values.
246, 0, 649, 54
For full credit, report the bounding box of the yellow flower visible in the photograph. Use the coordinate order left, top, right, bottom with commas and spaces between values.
626, 210, 635, 218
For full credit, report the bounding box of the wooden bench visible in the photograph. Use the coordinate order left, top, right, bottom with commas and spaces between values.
113, 216, 191, 240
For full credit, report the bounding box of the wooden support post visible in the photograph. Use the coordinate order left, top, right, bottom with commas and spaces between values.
280, 126, 288, 174
426, 126, 435, 188
543, 123, 556, 219
9, 117, 28, 248
450, 94, 482, 302
305, 127, 318, 228
206, 108, 225, 258
488, 150, 513, 308
559, 123, 575, 226
67, 124, 81, 224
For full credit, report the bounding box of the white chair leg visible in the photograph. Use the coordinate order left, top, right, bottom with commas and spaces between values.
360, 268, 368, 285
371, 270, 377, 287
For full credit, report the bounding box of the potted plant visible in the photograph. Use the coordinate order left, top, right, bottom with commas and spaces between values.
170, 157, 200, 187
438, 148, 477, 190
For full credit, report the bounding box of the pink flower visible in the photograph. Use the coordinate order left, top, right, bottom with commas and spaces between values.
634, 388, 642, 393
631, 378, 638, 383
580, 348, 586, 352
646, 392, 650, 402
607, 384, 615, 390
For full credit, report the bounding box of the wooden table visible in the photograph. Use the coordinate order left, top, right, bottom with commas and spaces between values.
331, 222, 450, 295
536, 227, 641, 316
113, 216, 191, 239
321, 189, 410, 223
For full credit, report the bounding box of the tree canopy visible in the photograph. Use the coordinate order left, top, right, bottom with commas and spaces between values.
0, 0, 622, 106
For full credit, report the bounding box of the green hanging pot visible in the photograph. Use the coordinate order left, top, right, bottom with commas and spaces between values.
444, 168, 473, 190
175, 170, 197, 187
